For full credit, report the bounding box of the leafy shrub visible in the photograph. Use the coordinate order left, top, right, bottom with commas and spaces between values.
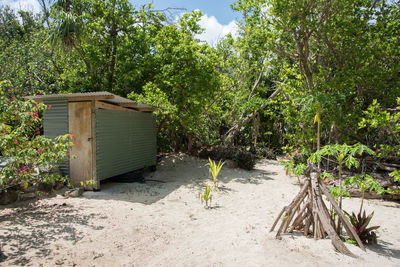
233, 150, 256, 170
255, 146, 276, 159
281, 160, 294, 176
359, 98, 400, 158
196, 146, 257, 170
197, 146, 237, 161
280, 160, 306, 185
344, 210, 379, 245
309, 143, 375, 203
389, 169, 400, 183
0, 81, 73, 191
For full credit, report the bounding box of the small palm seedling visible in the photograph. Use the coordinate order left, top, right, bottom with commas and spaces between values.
200, 183, 214, 209
344, 209, 379, 245
207, 158, 225, 188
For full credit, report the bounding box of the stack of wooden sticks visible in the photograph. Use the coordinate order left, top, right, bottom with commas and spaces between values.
270, 166, 366, 258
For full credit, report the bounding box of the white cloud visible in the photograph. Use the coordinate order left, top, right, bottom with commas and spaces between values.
3, 2, 238, 46
2, 0, 41, 13
196, 14, 238, 46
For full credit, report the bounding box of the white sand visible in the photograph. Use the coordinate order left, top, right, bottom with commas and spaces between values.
1, 153, 399, 266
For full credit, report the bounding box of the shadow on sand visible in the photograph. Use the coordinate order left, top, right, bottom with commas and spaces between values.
82, 154, 276, 205
368, 240, 400, 259
0, 201, 103, 265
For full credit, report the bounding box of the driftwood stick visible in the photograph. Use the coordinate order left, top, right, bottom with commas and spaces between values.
311, 174, 320, 240
303, 212, 312, 237
313, 216, 319, 239
320, 192, 335, 229
348, 189, 400, 200
317, 198, 356, 257
273, 180, 310, 237
316, 217, 322, 239
283, 189, 308, 233
306, 185, 314, 237
289, 199, 312, 232
311, 172, 356, 257
320, 182, 366, 251
275, 217, 287, 240
318, 217, 325, 239
270, 206, 286, 232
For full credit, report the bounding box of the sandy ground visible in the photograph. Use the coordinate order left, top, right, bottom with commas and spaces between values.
0, 153, 400, 267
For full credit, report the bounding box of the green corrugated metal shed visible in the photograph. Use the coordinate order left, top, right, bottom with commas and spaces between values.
43, 99, 70, 176
96, 110, 156, 181
27, 92, 157, 189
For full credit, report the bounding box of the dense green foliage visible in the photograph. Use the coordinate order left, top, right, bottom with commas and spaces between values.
0, 81, 73, 190
129, 11, 222, 150
0, 0, 399, 159
233, 0, 400, 153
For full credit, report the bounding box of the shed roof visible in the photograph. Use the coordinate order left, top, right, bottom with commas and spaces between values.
26, 92, 154, 111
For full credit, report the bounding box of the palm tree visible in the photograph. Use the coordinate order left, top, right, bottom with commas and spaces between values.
48, 0, 92, 73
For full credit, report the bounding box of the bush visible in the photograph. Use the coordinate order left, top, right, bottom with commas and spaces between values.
255, 146, 276, 159
196, 146, 257, 170
196, 146, 237, 161
233, 150, 256, 170
0, 81, 73, 191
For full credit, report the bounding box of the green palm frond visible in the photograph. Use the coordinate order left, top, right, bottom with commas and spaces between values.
48, 11, 81, 49
207, 158, 225, 187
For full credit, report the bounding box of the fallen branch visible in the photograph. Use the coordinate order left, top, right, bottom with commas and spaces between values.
348, 188, 400, 200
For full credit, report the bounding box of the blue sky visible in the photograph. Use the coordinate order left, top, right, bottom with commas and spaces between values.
132, 0, 238, 25
3, 0, 240, 44
132, 0, 240, 45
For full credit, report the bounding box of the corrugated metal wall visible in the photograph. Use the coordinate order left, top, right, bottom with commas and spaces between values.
96, 109, 157, 181
43, 99, 70, 176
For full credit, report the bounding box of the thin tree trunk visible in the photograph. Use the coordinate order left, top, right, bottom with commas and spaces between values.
107, 28, 118, 91
39, 0, 50, 28
248, 65, 265, 101
223, 87, 281, 144
107, 0, 118, 91
72, 42, 92, 75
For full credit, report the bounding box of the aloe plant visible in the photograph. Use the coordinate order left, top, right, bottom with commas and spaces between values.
200, 183, 214, 208
207, 158, 225, 187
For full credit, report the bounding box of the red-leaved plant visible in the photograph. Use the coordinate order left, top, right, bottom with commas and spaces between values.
344, 209, 379, 245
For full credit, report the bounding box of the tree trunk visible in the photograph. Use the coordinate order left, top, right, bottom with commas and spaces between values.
107, 0, 118, 92
223, 88, 281, 144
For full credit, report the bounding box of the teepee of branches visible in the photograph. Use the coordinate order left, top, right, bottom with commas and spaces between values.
270, 165, 365, 258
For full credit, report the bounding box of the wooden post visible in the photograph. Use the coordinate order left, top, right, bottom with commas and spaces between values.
91, 100, 99, 190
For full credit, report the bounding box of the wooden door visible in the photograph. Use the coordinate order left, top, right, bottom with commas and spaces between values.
69, 102, 93, 186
